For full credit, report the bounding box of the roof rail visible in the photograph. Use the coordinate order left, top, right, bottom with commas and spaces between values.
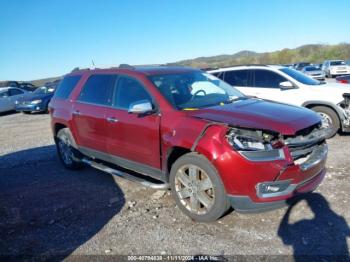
204, 64, 269, 71
70, 67, 90, 73
118, 64, 135, 69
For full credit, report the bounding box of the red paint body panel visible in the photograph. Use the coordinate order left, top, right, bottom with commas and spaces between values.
105, 107, 161, 169
50, 67, 327, 209
186, 99, 321, 135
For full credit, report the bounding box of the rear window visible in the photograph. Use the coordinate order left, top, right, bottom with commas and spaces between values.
54, 75, 81, 99
78, 74, 116, 106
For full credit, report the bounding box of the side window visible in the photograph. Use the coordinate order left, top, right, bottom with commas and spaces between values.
78, 75, 116, 106
9, 88, 24, 96
54, 75, 82, 99
224, 70, 249, 87
114, 76, 152, 110
253, 70, 287, 88
0, 91, 9, 98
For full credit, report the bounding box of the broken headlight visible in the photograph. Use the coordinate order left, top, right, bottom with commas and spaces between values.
226, 128, 285, 161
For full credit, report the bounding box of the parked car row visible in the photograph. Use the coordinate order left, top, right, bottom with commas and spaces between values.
0, 79, 60, 114
290, 60, 350, 80
0, 81, 37, 91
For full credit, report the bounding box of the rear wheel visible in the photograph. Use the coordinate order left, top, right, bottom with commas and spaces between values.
170, 153, 230, 222
311, 106, 339, 138
56, 128, 84, 169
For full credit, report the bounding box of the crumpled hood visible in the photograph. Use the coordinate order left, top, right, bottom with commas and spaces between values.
186, 98, 321, 135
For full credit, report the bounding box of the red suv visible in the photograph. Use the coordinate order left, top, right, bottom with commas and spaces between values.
50, 65, 328, 222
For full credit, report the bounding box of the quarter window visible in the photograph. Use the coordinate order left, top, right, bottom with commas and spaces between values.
54, 75, 82, 99
253, 70, 287, 88
114, 76, 152, 110
78, 75, 116, 106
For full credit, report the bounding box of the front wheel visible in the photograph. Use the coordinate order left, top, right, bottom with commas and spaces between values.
311, 106, 340, 138
56, 128, 84, 169
170, 153, 230, 222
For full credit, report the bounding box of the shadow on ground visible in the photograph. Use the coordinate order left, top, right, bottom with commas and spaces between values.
278, 193, 350, 261
0, 145, 125, 259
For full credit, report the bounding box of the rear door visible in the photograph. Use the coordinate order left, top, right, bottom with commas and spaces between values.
248, 69, 290, 102
222, 69, 253, 95
105, 75, 161, 170
71, 74, 116, 153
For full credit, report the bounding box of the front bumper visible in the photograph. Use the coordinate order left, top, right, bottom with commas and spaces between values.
228, 143, 327, 213
16, 103, 45, 112
229, 168, 326, 213
330, 70, 350, 76
307, 74, 325, 80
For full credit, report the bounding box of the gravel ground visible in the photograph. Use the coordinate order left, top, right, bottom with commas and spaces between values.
0, 112, 349, 261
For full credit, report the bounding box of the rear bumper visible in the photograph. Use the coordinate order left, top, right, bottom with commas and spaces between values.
229, 168, 326, 213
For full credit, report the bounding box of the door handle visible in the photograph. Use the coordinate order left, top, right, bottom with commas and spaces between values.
73, 110, 81, 116
106, 117, 118, 123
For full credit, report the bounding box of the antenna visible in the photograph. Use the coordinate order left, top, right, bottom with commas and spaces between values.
91, 59, 96, 69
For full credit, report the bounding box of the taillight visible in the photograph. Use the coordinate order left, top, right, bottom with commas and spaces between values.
338, 79, 349, 84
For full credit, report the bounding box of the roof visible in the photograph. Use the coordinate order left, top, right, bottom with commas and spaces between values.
69, 65, 199, 76
208, 64, 284, 73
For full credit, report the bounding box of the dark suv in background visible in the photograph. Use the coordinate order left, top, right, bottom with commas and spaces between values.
50, 65, 328, 222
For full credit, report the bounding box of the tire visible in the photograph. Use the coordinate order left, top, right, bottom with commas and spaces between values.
56, 128, 84, 169
169, 152, 230, 222
311, 106, 340, 138
22, 111, 31, 114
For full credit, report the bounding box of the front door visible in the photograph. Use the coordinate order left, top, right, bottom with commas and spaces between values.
105, 75, 161, 170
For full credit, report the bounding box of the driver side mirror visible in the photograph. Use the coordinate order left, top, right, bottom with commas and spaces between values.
128, 100, 154, 114
279, 81, 294, 90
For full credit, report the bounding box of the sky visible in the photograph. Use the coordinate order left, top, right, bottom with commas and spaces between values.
0, 0, 349, 80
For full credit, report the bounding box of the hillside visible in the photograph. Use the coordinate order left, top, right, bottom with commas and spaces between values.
2, 43, 350, 86
167, 43, 350, 68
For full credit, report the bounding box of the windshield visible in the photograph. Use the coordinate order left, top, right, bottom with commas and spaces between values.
148, 71, 245, 109
279, 68, 323, 85
34, 86, 55, 94
330, 61, 346, 66
304, 66, 319, 71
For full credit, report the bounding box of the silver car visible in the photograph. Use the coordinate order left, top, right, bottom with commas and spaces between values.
301, 66, 325, 81
0, 87, 28, 113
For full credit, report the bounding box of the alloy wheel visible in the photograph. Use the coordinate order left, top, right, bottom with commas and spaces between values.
58, 135, 74, 166
174, 164, 215, 215
318, 112, 333, 130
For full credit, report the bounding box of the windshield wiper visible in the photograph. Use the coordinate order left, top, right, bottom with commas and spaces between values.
223, 96, 246, 104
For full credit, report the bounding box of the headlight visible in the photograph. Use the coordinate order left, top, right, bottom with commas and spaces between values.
226, 128, 285, 161
30, 99, 42, 105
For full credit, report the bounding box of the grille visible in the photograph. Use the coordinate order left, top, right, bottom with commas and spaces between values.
284, 124, 326, 161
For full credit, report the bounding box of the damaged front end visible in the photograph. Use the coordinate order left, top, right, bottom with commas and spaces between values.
225, 122, 328, 170
284, 123, 328, 171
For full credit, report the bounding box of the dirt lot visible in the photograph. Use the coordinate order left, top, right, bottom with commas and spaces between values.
0, 112, 349, 260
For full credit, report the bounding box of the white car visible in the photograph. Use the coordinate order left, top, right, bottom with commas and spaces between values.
322, 60, 350, 78
208, 65, 350, 137
0, 87, 28, 113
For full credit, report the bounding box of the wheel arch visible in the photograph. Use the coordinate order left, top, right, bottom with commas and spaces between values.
302, 101, 343, 122
165, 146, 192, 179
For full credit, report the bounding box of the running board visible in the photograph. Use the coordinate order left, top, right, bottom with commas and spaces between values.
81, 158, 169, 190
